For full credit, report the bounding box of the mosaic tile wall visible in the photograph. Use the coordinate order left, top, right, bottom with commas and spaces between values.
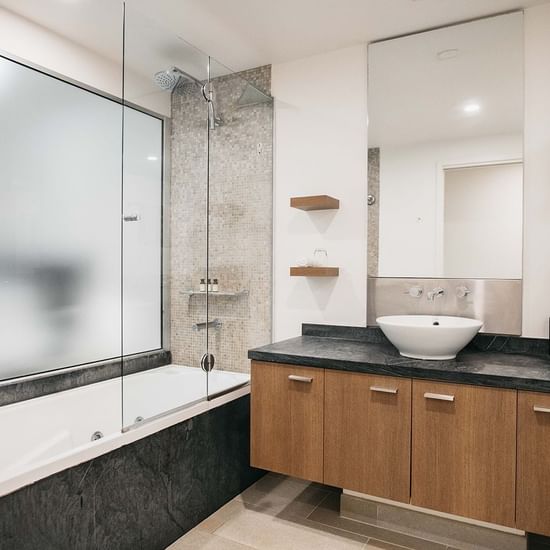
367, 147, 380, 277
170, 66, 273, 374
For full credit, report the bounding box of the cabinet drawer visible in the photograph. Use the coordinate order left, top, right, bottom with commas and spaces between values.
411, 380, 516, 526
324, 371, 411, 502
517, 391, 550, 536
250, 361, 324, 482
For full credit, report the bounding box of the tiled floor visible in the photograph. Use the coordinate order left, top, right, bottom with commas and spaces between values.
167, 473, 453, 550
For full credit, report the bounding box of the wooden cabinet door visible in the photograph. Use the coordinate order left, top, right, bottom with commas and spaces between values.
517, 391, 550, 536
324, 370, 411, 502
250, 361, 324, 482
411, 380, 516, 527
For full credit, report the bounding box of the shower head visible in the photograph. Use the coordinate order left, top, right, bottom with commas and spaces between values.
236, 83, 272, 107
152, 66, 203, 92
153, 68, 180, 91
154, 67, 224, 129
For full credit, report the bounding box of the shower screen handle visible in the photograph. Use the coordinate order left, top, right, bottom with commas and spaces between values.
201, 353, 215, 373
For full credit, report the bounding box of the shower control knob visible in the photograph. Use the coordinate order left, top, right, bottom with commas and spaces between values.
404, 286, 423, 298
456, 286, 471, 298
200, 353, 215, 373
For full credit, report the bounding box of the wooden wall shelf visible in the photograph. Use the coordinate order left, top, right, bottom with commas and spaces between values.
290, 195, 339, 211
290, 267, 339, 277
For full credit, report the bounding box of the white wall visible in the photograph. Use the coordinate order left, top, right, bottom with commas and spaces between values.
523, 3, 550, 338
0, 8, 170, 116
272, 45, 368, 341
378, 133, 522, 277
271, 5, 550, 340
0, 8, 122, 97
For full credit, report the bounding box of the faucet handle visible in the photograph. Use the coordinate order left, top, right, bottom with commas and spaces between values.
456, 285, 471, 298
404, 286, 423, 298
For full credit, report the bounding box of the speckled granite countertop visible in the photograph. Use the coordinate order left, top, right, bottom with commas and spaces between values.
248, 324, 550, 392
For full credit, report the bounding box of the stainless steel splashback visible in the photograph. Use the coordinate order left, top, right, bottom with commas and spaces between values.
367, 278, 522, 335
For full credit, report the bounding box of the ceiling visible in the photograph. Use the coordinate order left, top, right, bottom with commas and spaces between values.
1, 0, 549, 73
369, 12, 524, 147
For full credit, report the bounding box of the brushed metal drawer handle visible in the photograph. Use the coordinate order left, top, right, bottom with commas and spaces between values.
534, 406, 550, 413
288, 375, 313, 383
370, 386, 398, 394
424, 392, 455, 402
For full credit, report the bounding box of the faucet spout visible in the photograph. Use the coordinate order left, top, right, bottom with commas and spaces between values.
427, 287, 445, 301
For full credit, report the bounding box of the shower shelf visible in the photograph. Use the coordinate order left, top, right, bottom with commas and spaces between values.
181, 289, 249, 304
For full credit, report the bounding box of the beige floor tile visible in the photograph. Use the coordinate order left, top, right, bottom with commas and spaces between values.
279, 514, 373, 544
196, 499, 251, 533
241, 473, 314, 500
365, 539, 412, 550
237, 480, 330, 517
375, 503, 526, 550
214, 507, 368, 550
166, 528, 255, 550
308, 494, 446, 550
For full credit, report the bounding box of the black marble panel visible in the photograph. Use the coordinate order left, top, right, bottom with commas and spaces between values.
0, 350, 171, 407
249, 328, 550, 392
0, 395, 262, 550
302, 323, 550, 356
469, 333, 549, 356
302, 323, 391, 344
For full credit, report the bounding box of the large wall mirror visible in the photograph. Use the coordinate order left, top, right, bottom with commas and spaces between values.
368, 12, 523, 280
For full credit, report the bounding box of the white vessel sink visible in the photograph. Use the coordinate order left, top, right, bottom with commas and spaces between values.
377, 315, 483, 360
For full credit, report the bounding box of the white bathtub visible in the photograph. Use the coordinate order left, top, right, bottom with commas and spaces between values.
123, 364, 249, 425
0, 365, 250, 498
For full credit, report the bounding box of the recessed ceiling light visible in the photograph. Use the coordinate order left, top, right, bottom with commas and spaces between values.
437, 49, 459, 61
463, 103, 481, 114
147, 156, 159, 161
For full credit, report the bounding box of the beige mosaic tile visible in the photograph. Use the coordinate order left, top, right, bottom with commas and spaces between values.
169, 66, 273, 375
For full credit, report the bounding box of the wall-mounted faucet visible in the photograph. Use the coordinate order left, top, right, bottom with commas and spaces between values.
192, 318, 222, 331
427, 287, 445, 301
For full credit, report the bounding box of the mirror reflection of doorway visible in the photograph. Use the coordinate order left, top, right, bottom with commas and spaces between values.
442, 162, 523, 279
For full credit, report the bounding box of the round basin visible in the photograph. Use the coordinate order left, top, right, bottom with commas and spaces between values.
377, 315, 483, 360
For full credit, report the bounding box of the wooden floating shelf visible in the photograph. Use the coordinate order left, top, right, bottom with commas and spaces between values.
290, 267, 340, 277
290, 195, 340, 211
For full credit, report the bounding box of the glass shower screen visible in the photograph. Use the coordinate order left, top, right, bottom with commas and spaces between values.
0, 54, 123, 381
121, 5, 210, 428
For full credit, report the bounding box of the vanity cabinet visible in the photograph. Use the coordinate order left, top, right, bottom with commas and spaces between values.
250, 361, 324, 482
411, 380, 516, 527
324, 371, 411, 502
517, 391, 550, 536
250, 361, 528, 531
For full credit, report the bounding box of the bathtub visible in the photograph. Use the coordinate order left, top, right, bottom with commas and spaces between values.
0, 364, 250, 498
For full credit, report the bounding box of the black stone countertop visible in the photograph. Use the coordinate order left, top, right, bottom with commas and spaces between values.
248, 325, 550, 392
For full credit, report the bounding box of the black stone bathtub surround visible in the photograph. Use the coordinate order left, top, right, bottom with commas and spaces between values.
248, 324, 550, 392
0, 395, 263, 550
0, 349, 171, 407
